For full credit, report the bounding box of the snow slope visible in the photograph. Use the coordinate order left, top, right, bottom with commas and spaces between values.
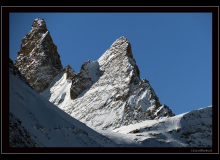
9, 69, 212, 147
40, 72, 73, 110
9, 71, 118, 147
106, 106, 212, 147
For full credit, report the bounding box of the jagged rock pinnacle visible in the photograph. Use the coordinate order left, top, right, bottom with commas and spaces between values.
64, 64, 76, 80
14, 18, 63, 93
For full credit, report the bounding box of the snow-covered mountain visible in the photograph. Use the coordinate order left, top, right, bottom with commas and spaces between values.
14, 18, 63, 93
9, 57, 212, 148
10, 18, 212, 148
41, 36, 175, 130
9, 58, 118, 147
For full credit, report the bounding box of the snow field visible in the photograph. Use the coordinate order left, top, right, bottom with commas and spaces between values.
107, 106, 212, 147
9, 72, 118, 147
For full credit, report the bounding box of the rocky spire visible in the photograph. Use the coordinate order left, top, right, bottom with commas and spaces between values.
64, 64, 76, 80
14, 18, 63, 93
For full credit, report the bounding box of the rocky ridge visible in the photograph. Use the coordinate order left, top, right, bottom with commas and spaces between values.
14, 18, 63, 93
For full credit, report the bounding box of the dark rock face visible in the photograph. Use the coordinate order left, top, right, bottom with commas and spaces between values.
64, 64, 76, 80
70, 60, 102, 100
14, 18, 63, 93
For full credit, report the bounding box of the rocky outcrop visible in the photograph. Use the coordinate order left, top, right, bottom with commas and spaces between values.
14, 18, 63, 93
70, 60, 102, 100
64, 64, 76, 80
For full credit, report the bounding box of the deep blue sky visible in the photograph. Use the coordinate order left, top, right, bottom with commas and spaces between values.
9, 13, 212, 115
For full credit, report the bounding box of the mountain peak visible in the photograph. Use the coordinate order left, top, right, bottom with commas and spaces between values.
14, 18, 63, 93
56, 37, 174, 130
109, 36, 133, 59
115, 36, 129, 42
31, 18, 47, 31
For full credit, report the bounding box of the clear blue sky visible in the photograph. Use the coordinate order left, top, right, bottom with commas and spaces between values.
9, 12, 212, 115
